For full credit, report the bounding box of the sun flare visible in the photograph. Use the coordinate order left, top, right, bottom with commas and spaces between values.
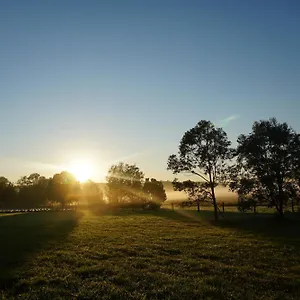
69, 160, 93, 182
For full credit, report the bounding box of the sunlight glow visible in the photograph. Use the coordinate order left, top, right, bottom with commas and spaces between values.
69, 160, 93, 182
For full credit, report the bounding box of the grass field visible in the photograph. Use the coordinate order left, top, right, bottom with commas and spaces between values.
1, 210, 300, 299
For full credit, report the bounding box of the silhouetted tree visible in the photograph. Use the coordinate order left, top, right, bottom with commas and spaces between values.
236, 194, 258, 213
230, 118, 300, 216
82, 179, 104, 207
0, 177, 18, 208
143, 178, 167, 209
17, 173, 49, 208
172, 179, 210, 212
106, 162, 144, 208
48, 171, 80, 207
167, 120, 233, 221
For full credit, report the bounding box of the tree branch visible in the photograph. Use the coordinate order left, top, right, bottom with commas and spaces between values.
206, 190, 213, 197
191, 171, 209, 182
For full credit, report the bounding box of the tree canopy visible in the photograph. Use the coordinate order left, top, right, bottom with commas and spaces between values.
173, 179, 210, 212
143, 178, 167, 210
230, 118, 300, 216
47, 171, 80, 207
82, 180, 104, 206
167, 120, 233, 220
106, 162, 144, 207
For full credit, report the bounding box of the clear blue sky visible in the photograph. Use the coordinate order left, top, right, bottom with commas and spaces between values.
0, 0, 299, 182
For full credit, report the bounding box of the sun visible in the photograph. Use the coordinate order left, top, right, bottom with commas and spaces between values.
69, 160, 93, 182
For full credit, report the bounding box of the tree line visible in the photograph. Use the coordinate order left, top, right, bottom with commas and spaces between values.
168, 117, 300, 220
1, 117, 300, 219
0, 164, 167, 210
0, 172, 94, 209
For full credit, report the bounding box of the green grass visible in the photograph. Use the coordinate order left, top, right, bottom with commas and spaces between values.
1, 210, 300, 299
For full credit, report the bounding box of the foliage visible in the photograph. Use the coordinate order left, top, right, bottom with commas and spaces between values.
0, 172, 103, 209
0, 166, 165, 210
0, 177, 18, 208
167, 120, 233, 220
237, 195, 257, 213
47, 171, 80, 207
17, 173, 50, 208
143, 178, 167, 209
230, 118, 300, 216
82, 180, 104, 208
106, 162, 144, 207
172, 179, 210, 212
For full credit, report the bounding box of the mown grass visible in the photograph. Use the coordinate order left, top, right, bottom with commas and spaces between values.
0, 209, 300, 299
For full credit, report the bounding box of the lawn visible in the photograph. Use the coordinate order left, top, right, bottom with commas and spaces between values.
0, 209, 300, 299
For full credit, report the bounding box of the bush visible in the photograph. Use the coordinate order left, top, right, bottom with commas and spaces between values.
237, 196, 257, 213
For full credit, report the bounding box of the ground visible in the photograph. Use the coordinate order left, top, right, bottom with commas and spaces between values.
1, 209, 300, 299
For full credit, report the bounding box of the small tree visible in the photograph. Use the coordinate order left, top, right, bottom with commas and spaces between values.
17, 173, 49, 208
106, 162, 144, 208
237, 195, 257, 213
167, 120, 233, 221
82, 180, 104, 208
48, 171, 80, 207
232, 118, 300, 216
143, 178, 167, 210
172, 179, 210, 212
0, 177, 18, 208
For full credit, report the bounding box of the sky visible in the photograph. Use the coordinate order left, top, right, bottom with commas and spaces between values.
0, 0, 299, 182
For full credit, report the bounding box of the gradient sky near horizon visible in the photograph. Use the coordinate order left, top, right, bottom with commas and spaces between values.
0, 0, 299, 182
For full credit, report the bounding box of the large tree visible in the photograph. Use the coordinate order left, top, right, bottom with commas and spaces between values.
167, 120, 233, 220
231, 118, 300, 216
106, 162, 144, 207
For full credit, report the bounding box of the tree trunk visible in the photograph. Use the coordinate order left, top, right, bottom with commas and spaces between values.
197, 200, 200, 212
211, 186, 218, 221
208, 171, 218, 221
278, 205, 284, 217
274, 197, 284, 216
291, 197, 295, 213
278, 187, 285, 217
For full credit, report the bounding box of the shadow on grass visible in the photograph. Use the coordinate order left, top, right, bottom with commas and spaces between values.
0, 211, 82, 289
97, 208, 208, 223
98, 208, 300, 243
213, 211, 300, 242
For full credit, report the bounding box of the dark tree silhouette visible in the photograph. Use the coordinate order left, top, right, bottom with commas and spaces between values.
172, 179, 210, 212
17, 173, 49, 208
82, 179, 104, 207
48, 171, 80, 207
231, 118, 300, 216
0, 177, 18, 208
143, 178, 167, 210
167, 120, 233, 221
106, 162, 144, 208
